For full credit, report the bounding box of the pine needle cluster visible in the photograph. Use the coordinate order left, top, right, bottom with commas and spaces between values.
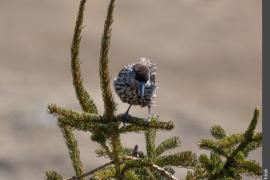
186, 108, 262, 180
45, 0, 262, 179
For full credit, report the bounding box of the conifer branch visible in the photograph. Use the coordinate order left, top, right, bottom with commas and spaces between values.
208, 107, 261, 179
197, 152, 223, 178
156, 152, 197, 168
223, 108, 259, 169
200, 133, 248, 153
198, 139, 229, 157
145, 168, 157, 179
150, 164, 178, 180
122, 156, 179, 180
48, 109, 87, 175
210, 125, 227, 139
95, 145, 114, 158
46, 0, 262, 178
242, 132, 262, 156
217, 133, 244, 148
119, 123, 174, 133
49, 2, 93, 175
48, 104, 101, 131
92, 165, 117, 179
164, 166, 176, 175
65, 161, 114, 180
59, 125, 85, 179
100, 142, 113, 158
188, 108, 262, 180
71, 0, 98, 114
156, 137, 180, 156
58, 119, 97, 132
124, 170, 140, 180
198, 154, 212, 170
48, 104, 101, 122
98, 0, 122, 173
120, 158, 152, 175
238, 160, 262, 176
46, 171, 63, 180
145, 129, 156, 160
185, 168, 208, 180
63, 156, 179, 180
110, 133, 123, 175
253, 132, 262, 141
99, 0, 117, 118
118, 115, 174, 133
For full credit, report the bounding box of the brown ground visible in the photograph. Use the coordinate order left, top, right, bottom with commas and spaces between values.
0, 0, 261, 179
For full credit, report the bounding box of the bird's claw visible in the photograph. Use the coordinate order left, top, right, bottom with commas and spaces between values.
122, 113, 129, 126
143, 115, 151, 126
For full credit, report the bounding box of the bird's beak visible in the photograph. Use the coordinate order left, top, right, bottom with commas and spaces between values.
139, 82, 145, 98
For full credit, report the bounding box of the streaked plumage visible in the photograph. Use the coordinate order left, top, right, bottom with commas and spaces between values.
114, 58, 157, 123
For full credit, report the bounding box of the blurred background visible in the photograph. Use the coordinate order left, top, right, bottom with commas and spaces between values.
0, 0, 261, 179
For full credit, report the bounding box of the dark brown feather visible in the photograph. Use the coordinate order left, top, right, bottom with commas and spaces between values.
133, 64, 149, 82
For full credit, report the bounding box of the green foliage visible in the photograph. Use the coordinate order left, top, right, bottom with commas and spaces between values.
45, 0, 262, 179
71, 0, 98, 114
156, 151, 197, 167
114, 121, 197, 179
92, 165, 117, 179
145, 128, 157, 160
45, 171, 63, 180
59, 125, 85, 179
48, 104, 101, 132
119, 115, 175, 133
124, 170, 141, 180
186, 108, 262, 179
210, 125, 226, 139
156, 136, 180, 156
99, 0, 117, 119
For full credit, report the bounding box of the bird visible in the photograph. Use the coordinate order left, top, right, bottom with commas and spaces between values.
113, 57, 157, 124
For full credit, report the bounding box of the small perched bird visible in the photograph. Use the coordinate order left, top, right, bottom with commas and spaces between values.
113, 57, 157, 124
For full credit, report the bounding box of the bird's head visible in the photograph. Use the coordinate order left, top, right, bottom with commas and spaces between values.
133, 63, 150, 98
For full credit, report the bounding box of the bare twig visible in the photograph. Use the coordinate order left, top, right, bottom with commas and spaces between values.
65, 161, 114, 180
64, 154, 179, 180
